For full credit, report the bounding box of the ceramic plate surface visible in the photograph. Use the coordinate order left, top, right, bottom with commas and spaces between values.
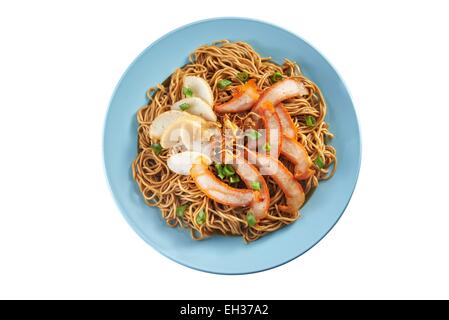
104, 18, 361, 274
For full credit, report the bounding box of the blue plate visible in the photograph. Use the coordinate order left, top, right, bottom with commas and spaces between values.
103, 18, 361, 274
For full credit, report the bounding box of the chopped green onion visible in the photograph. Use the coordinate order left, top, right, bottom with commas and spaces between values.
150, 143, 162, 155
196, 209, 206, 225
183, 87, 193, 97
271, 71, 283, 83
179, 102, 190, 111
263, 143, 271, 152
223, 165, 235, 177
246, 129, 261, 140
176, 205, 187, 218
251, 181, 261, 191
237, 71, 249, 83
315, 156, 325, 169
229, 175, 240, 184
305, 115, 316, 127
246, 212, 257, 227
215, 163, 225, 179
218, 79, 232, 89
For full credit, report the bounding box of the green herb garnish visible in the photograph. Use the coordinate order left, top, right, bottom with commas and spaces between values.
251, 181, 261, 191
150, 143, 162, 155
223, 165, 235, 177
183, 87, 193, 97
305, 115, 316, 127
218, 79, 232, 89
215, 163, 225, 179
237, 71, 249, 83
176, 205, 187, 218
179, 102, 190, 111
315, 156, 325, 169
229, 175, 240, 184
271, 71, 283, 83
196, 209, 206, 225
246, 212, 257, 227
246, 129, 261, 140
263, 143, 271, 152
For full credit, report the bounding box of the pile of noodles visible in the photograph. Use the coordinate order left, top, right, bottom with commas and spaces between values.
132, 40, 336, 242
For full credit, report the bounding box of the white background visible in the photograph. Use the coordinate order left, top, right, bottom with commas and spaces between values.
1, 0, 448, 300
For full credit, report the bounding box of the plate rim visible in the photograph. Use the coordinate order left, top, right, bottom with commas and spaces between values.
103, 17, 362, 275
